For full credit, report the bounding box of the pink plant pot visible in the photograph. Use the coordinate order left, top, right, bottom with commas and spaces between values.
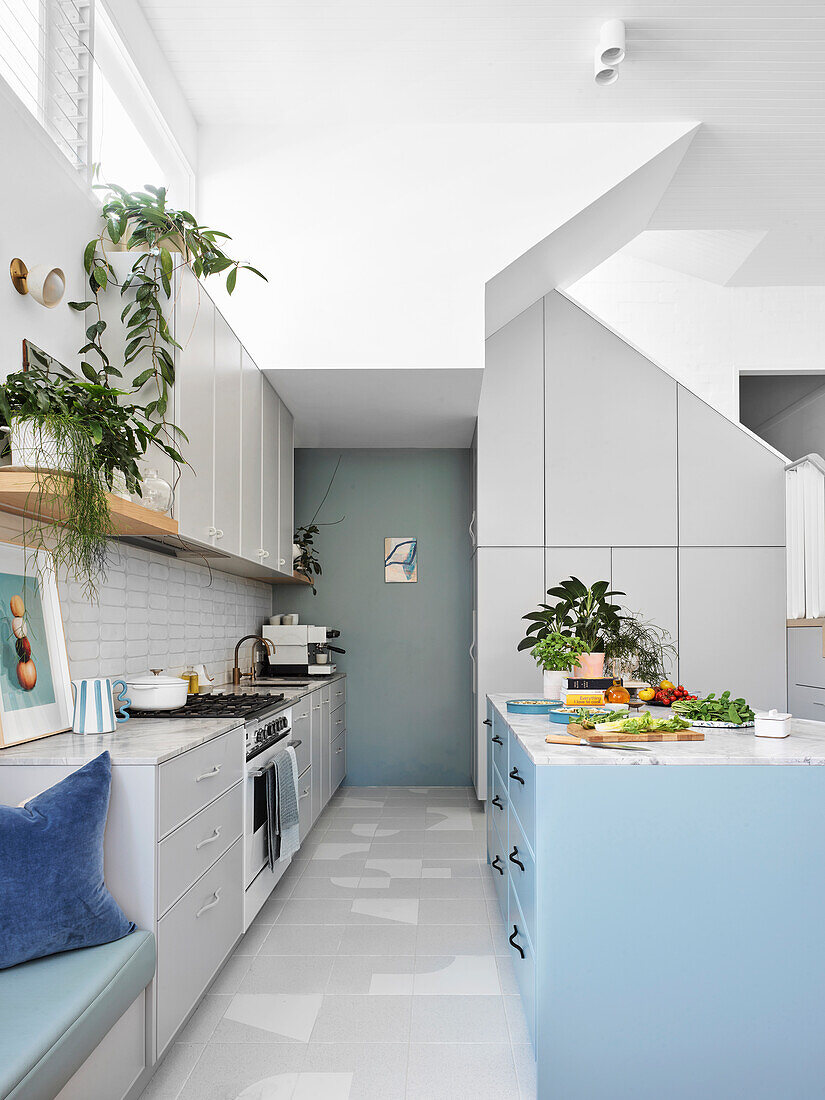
573, 652, 605, 678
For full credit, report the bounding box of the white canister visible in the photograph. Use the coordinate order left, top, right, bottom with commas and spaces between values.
754, 708, 791, 738
542, 669, 566, 701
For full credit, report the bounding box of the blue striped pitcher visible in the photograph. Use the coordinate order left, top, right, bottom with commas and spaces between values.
71, 678, 130, 735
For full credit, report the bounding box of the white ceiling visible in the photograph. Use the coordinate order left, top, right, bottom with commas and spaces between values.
266, 368, 483, 447
137, 0, 825, 232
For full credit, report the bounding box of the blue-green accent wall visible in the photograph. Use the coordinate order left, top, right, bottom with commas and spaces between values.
275, 449, 472, 787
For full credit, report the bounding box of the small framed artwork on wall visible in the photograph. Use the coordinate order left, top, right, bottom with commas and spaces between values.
0, 543, 73, 748
385, 537, 417, 583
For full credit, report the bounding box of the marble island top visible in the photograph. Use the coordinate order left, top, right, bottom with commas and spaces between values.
0, 676, 345, 767
489, 693, 825, 766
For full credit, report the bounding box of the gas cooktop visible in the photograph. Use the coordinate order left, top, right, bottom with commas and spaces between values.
127, 691, 285, 721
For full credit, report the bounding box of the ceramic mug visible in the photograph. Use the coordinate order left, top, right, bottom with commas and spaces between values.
72, 677, 130, 735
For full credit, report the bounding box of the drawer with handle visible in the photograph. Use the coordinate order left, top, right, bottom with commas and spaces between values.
158, 780, 243, 916
507, 729, 536, 850
288, 728, 311, 776
331, 704, 346, 738
156, 837, 243, 1054
487, 816, 508, 925
158, 727, 243, 838
489, 712, 507, 778
490, 762, 508, 831
507, 879, 536, 1050
298, 765, 312, 840
330, 730, 346, 794
331, 680, 346, 705
507, 802, 536, 948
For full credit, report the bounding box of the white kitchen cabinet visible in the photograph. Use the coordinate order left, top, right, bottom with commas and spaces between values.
310, 691, 323, 825
477, 300, 544, 548
174, 269, 215, 543
320, 684, 332, 807
212, 312, 242, 555
545, 547, 611, 593
278, 399, 294, 572
260, 379, 280, 569
544, 291, 678, 548
240, 351, 263, 562
611, 546, 679, 682
678, 385, 786, 548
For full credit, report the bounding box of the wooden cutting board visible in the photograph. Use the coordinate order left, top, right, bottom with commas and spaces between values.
555, 723, 705, 743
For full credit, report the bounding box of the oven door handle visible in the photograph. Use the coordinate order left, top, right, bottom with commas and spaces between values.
286, 739, 302, 748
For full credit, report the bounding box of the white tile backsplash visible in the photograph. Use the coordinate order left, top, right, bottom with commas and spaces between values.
61, 544, 273, 685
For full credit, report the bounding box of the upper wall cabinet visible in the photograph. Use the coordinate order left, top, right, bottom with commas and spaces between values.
477, 301, 544, 548
175, 270, 216, 544
172, 269, 294, 581
544, 292, 677, 548
677, 386, 785, 547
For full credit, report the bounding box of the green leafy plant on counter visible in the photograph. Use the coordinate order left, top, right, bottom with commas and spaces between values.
69, 182, 266, 456
519, 577, 625, 654
530, 632, 590, 672
0, 352, 185, 598
602, 610, 679, 686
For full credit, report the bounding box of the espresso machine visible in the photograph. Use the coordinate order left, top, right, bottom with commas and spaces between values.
260, 625, 345, 676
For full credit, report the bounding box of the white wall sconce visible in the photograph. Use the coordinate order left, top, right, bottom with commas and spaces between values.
9, 259, 66, 308
594, 19, 626, 85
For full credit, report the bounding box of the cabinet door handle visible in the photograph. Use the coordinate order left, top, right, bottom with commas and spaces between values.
208, 526, 218, 537
300, 787, 310, 799
509, 925, 525, 959
509, 846, 525, 872
509, 767, 524, 786
491, 795, 503, 810
335, 690, 344, 696
299, 712, 309, 719
491, 855, 504, 875
196, 826, 222, 850
483, 719, 492, 727
215, 528, 224, 539
335, 746, 344, 753
313, 704, 321, 711
279, 558, 286, 565
491, 734, 503, 745
196, 888, 222, 918
196, 765, 221, 782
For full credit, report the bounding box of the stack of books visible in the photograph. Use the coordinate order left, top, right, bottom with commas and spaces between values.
562, 677, 614, 708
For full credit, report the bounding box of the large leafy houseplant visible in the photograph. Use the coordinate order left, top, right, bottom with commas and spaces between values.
0, 351, 184, 598
519, 577, 625, 655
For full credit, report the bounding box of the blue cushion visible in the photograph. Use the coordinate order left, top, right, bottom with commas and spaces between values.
0, 751, 135, 970
0, 929, 156, 1100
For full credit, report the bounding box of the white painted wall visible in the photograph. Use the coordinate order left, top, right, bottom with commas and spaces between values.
198, 121, 693, 373
571, 251, 825, 419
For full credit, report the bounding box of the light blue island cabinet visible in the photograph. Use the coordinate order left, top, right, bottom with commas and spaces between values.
486, 693, 825, 1100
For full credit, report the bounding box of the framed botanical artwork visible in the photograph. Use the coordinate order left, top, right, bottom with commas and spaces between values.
384, 537, 418, 583
0, 542, 72, 748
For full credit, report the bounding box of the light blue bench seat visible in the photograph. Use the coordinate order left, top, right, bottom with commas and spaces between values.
0, 930, 155, 1100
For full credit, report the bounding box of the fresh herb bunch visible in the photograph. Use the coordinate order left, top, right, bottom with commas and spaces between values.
602, 610, 679, 686
69, 182, 266, 444
671, 691, 754, 726
520, 577, 624, 654
530, 632, 590, 672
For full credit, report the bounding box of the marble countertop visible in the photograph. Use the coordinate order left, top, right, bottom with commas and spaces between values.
0, 676, 346, 767
489, 693, 825, 766
210, 673, 345, 707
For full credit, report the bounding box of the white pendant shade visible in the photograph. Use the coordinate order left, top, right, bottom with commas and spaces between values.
27, 265, 66, 308
594, 46, 619, 86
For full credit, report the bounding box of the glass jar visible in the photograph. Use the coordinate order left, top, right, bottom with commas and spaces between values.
141, 469, 174, 514
605, 679, 630, 705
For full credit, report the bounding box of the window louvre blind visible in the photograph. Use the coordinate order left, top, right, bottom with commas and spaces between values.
0, 0, 93, 172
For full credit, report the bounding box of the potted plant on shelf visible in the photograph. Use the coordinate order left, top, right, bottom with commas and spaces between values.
0, 354, 184, 599
529, 632, 590, 700
519, 576, 625, 679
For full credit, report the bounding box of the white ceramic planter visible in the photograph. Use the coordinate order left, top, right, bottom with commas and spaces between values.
543, 669, 566, 701
6, 418, 74, 472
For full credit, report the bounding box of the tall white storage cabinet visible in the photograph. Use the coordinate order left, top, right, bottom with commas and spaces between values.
473, 287, 787, 799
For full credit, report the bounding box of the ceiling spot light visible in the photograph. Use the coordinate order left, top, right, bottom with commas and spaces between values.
594, 46, 619, 86
599, 19, 626, 66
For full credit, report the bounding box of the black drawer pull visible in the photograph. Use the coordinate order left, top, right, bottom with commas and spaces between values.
491, 734, 503, 745
491, 795, 503, 810
491, 856, 504, 875
509, 767, 525, 786
509, 925, 525, 959
483, 719, 492, 726
509, 846, 525, 871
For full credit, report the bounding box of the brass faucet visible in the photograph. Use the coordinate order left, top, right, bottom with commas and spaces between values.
233, 635, 275, 686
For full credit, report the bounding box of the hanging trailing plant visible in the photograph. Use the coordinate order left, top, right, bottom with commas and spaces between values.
293, 455, 345, 595
68, 182, 266, 441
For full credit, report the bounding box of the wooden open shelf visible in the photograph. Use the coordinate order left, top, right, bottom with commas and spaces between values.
0, 470, 179, 540
275, 571, 312, 586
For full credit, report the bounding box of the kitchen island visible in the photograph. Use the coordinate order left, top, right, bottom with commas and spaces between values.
487, 693, 825, 1100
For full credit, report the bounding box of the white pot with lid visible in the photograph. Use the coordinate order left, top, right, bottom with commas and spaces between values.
754, 708, 792, 738
125, 669, 188, 712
